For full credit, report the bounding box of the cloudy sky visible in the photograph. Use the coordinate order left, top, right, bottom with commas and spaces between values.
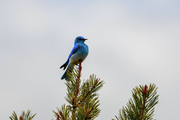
1, 0, 180, 119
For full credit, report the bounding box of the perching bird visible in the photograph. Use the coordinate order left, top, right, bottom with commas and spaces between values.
60, 36, 89, 80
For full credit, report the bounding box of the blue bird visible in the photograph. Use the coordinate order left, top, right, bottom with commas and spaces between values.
60, 36, 89, 80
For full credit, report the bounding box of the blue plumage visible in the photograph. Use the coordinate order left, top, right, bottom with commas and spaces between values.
60, 36, 89, 80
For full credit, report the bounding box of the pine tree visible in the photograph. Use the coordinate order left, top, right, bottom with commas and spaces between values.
53, 61, 105, 120
9, 110, 36, 120
9, 62, 159, 120
113, 84, 159, 120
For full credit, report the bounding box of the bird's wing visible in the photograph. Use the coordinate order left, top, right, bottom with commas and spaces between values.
67, 44, 81, 59
60, 59, 69, 70
60, 44, 81, 70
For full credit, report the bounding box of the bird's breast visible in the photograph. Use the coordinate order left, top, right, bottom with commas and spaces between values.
69, 44, 88, 64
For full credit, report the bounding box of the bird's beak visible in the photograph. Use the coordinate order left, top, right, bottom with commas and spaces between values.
84, 38, 88, 41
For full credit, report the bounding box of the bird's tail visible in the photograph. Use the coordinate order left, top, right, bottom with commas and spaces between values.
61, 64, 74, 80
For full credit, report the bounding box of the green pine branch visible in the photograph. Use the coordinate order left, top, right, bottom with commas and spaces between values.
53, 63, 104, 120
113, 84, 159, 120
9, 110, 36, 120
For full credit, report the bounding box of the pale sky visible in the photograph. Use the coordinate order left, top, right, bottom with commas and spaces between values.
1, 0, 180, 120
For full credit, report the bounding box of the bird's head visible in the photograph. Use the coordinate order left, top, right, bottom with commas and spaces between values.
74, 36, 87, 44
